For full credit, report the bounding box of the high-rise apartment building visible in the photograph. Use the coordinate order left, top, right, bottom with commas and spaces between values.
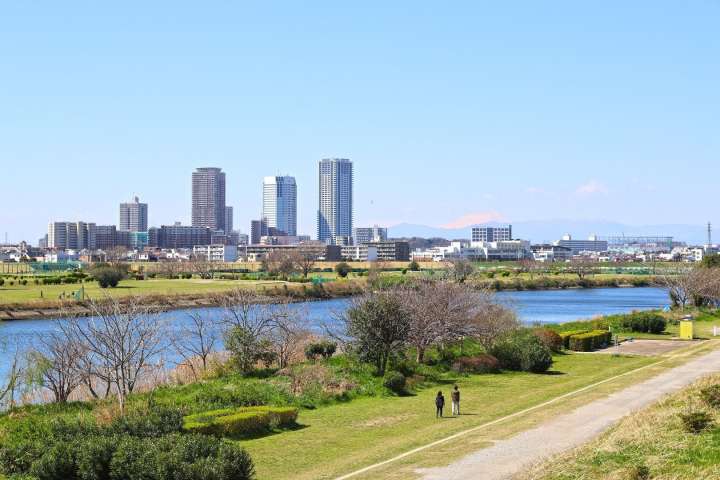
119, 196, 148, 232
317, 158, 353, 244
192, 167, 226, 232
224, 206, 234, 234
47, 222, 96, 250
471, 225, 513, 243
262, 176, 297, 236
250, 218, 268, 245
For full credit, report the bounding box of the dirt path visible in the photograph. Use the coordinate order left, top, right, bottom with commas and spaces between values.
418, 347, 720, 480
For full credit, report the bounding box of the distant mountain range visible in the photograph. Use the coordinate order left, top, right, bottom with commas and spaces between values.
389, 220, 711, 245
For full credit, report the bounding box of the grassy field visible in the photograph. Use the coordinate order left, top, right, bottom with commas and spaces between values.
240, 353, 659, 480
521, 371, 720, 480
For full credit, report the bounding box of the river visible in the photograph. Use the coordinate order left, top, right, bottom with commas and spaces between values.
0, 287, 669, 381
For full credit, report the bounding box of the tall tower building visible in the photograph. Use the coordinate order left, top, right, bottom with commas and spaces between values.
224, 206, 234, 233
119, 196, 148, 232
317, 158, 353, 244
191, 167, 226, 232
262, 176, 297, 236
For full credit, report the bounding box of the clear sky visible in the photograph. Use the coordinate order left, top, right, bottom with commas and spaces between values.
1, 1, 718, 243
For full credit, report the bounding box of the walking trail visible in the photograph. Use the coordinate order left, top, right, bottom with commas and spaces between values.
418, 347, 720, 480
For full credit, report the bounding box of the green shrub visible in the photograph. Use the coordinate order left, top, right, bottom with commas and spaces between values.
451, 354, 500, 374
679, 410, 713, 434
183, 406, 298, 436
490, 330, 553, 373
382, 372, 407, 394
109, 434, 255, 480
607, 311, 667, 334
334, 262, 351, 278
108, 406, 184, 437
408, 261, 420, 271
700, 384, 720, 409
567, 330, 612, 352
533, 328, 563, 352
92, 267, 124, 288
304, 340, 337, 360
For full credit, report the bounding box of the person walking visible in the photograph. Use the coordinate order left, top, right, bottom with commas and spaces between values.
435, 391, 445, 418
451, 385, 460, 415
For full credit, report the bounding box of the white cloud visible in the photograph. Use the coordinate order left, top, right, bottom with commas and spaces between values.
575, 180, 608, 196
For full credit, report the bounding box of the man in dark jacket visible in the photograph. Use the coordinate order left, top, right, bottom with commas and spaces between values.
435, 391, 445, 418
451, 385, 460, 415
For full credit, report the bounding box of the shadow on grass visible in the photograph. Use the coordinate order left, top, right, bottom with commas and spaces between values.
226, 423, 310, 441
542, 370, 567, 376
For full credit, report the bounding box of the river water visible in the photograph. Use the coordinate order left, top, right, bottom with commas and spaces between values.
0, 287, 669, 381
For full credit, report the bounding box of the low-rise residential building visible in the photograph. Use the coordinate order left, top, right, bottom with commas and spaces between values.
193, 244, 238, 262
341, 245, 378, 261
362, 241, 410, 261
531, 244, 573, 262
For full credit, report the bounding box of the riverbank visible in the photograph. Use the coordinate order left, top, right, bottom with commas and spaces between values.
0, 274, 662, 321
0, 278, 368, 321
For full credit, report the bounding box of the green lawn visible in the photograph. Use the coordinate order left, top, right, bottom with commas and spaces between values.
0, 278, 283, 304
240, 353, 657, 480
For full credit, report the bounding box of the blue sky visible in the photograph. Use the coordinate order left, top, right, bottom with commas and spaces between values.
1, 1, 718, 242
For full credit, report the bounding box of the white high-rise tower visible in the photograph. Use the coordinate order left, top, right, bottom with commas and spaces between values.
262, 176, 297, 236
317, 158, 353, 244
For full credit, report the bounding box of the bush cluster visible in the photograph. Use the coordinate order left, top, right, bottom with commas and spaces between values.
700, 384, 720, 409
304, 340, 337, 360
532, 329, 563, 352
490, 330, 553, 373
567, 330, 612, 352
0, 407, 255, 480
382, 371, 407, 394
183, 406, 298, 436
608, 311, 667, 334
451, 354, 500, 374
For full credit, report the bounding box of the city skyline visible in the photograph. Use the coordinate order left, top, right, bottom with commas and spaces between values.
1, 2, 718, 242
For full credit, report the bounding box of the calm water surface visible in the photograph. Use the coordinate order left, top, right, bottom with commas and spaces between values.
0, 287, 669, 381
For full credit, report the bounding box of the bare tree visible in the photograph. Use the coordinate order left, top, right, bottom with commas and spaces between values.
171, 311, 219, 380
659, 266, 720, 309
568, 257, 598, 279
262, 250, 299, 278
518, 258, 544, 279
269, 303, 309, 369
446, 258, 475, 283
465, 302, 520, 349
63, 296, 166, 413
0, 345, 24, 411
27, 329, 84, 403
296, 245, 319, 278
400, 280, 489, 362
188, 254, 214, 279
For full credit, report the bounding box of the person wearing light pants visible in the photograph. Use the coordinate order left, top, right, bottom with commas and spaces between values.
451, 385, 460, 415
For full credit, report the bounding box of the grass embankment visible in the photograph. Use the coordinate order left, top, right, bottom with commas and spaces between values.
522, 372, 720, 480
0, 277, 370, 320
242, 353, 656, 480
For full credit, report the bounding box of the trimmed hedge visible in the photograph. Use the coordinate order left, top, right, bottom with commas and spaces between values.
558, 330, 589, 349
568, 330, 612, 352
183, 406, 298, 436
533, 329, 563, 352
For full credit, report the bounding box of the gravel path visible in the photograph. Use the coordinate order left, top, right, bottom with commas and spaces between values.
419, 347, 720, 480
